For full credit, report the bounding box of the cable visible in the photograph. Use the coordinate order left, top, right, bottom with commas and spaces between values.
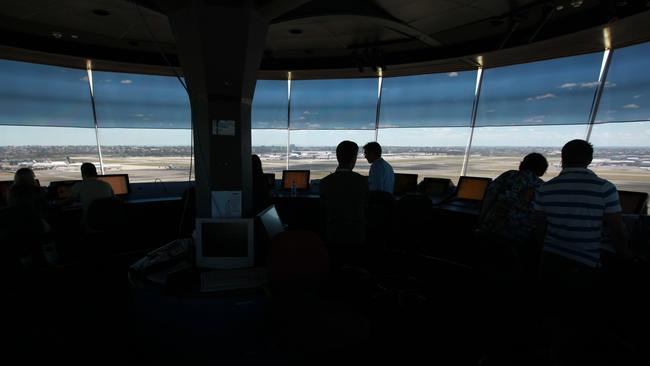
130, 0, 199, 237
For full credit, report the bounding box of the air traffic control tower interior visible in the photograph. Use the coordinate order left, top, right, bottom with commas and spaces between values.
2, 1, 650, 364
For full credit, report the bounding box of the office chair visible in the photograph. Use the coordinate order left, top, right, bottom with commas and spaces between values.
267, 230, 330, 292
366, 190, 395, 253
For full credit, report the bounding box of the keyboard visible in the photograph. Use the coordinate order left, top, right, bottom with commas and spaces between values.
200, 267, 267, 292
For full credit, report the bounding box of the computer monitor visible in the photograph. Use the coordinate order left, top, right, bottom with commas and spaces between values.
455, 176, 492, 201
421, 177, 452, 197
256, 205, 285, 241
0, 180, 12, 206
49, 180, 80, 200
282, 170, 310, 190
393, 173, 418, 196
264, 173, 276, 189
618, 190, 649, 215
97, 174, 130, 196
195, 218, 254, 269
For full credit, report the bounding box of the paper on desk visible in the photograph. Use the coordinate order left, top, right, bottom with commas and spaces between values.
211, 191, 242, 218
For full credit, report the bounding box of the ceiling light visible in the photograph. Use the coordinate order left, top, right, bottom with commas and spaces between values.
51, 32, 63, 39
92, 9, 110, 16
616, 1, 627, 6
570, 1, 583, 7
556, 5, 564, 10
71, 35, 79, 39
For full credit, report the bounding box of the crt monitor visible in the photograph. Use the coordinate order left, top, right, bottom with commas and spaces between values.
256, 205, 285, 241
282, 170, 310, 190
455, 176, 492, 201
97, 174, 130, 196
393, 173, 418, 196
264, 173, 276, 189
195, 218, 254, 269
421, 177, 452, 197
618, 190, 649, 215
49, 180, 80, 199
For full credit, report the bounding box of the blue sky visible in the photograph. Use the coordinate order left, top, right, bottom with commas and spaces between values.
1, 41, 649, 147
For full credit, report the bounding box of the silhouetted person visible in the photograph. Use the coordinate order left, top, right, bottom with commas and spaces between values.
477, 153, 548, 282
478, 153, 548, 243
252, 154, 271, 214
320, 141, 368, 264
535, 140, 629, 289
364, 142, 394, 194
71, 163, 114, 215
4, 168, 49, 268
8, 167, 47, 222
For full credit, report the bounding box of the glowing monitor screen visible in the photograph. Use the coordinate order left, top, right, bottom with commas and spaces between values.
394, 173, 418, 196
421, 178, 451, 196
282, 170, 310, 190
456, 176, 491, 201
618, 190, 649, 215
97, 174, 130, 196
195, 218, 254, 269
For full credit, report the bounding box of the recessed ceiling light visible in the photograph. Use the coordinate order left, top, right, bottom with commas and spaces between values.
289, 29, 303, 35
556, 5, 564, 11
570, 1, 583, 8
71, 34, 79, 39
92, 9, 110, 16
51, 32, 63, 39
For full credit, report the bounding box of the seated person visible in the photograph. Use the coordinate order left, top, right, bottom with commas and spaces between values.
363, 142, 394, 194
71, 162, 114, 215
252, 154, 271, 215
5, 168, 50, 267
320, 141, 368, 252
478, 152, 548, 244
7, 167, 47, 223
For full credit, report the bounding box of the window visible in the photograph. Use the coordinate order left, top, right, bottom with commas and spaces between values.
96, 128, 193, 183
0, 126, 99, 185
289, 130, 375, 179
379, 71, 476, 128
252, 80, 288, 129
290, 78, 378, 130
252, 129, 288, 174
0, 59, 93, 127
377, 128, 470, 183
93, 71, 190, 129
596, 43, 650, 123
587, 121, 650, 195
477, 52, 603, 126
466, 125, 588, 179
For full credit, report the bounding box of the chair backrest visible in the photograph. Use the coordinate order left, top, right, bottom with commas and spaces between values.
267, 230, 330, 289
86, 196, 126, 232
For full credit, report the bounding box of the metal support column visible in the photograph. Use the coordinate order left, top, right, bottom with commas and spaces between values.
586, 48, 613, 142
86, 60, 105, 175
461, 67, 484, 176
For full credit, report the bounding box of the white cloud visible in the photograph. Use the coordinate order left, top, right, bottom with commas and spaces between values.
623, 104, 640, 109
120, 79, 133, 84
523, 115, 546, 123
447, 72, 459, 77
580, 81, 616, 88
559, 83, 577, 89
134, 113, 145, 118
634, 95, 642, 98
486, 109, 496, 113
527, 93, 557, 101
80, 76, 89, 82
298, 116, 305, 120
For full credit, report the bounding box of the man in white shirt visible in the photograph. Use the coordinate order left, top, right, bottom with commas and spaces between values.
71, 162, 114, 214
363, 142, 394, 194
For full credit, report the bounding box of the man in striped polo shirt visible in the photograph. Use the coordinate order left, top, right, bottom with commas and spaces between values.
534, 139, 629, 288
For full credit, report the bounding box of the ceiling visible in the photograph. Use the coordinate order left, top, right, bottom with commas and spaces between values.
1, 0, 650, 77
